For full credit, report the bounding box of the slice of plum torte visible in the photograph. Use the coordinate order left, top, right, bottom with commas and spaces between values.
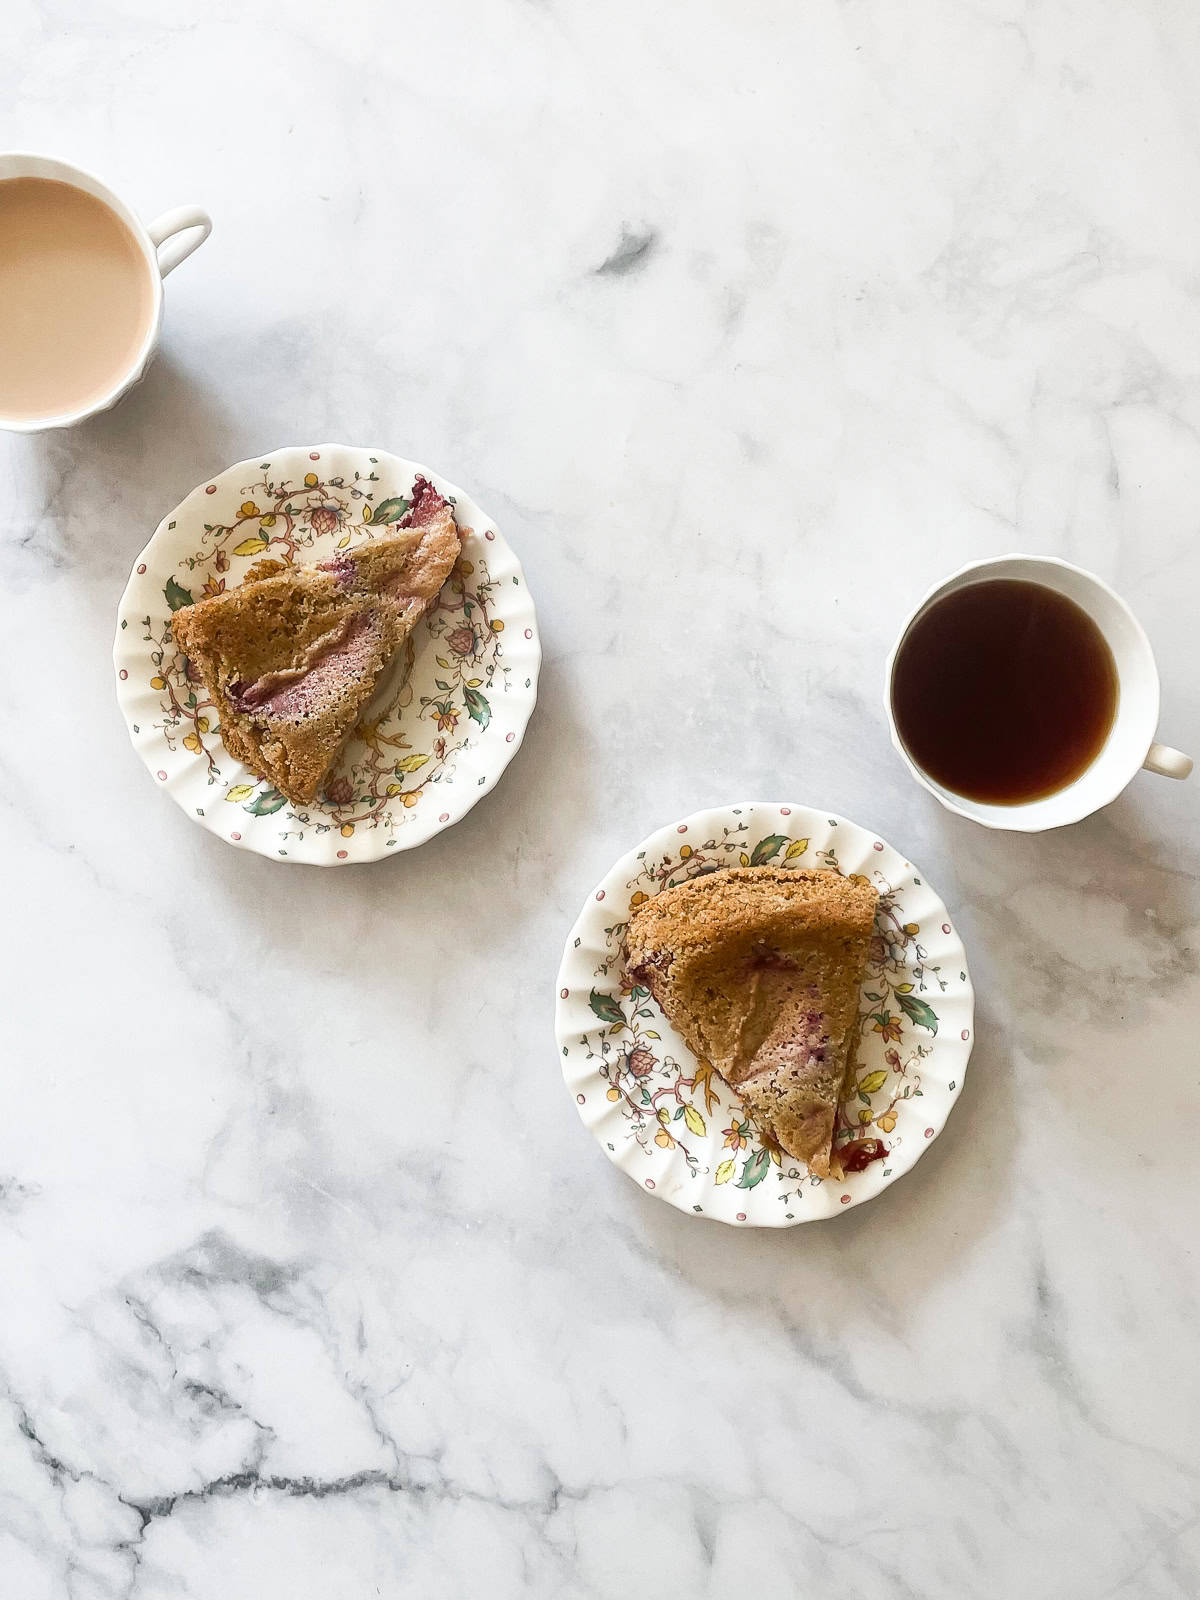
625, 867, 878, 1178
171, 477, 461, 805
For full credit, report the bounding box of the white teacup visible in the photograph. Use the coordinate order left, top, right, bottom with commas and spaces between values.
0, 152, 211, 433
885, 554, 1192, 832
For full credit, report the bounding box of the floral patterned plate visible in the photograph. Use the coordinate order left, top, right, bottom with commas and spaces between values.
114, 445, 539, 865
556, 802, 974, 1226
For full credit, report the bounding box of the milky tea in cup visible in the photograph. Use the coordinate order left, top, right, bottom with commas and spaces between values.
0, 176, 155, 425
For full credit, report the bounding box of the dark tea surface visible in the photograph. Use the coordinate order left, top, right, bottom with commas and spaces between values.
891, 578, 1119, 805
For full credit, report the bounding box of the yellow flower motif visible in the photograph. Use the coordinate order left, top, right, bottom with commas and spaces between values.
903, 922, 919, 936
858, 1107, 873, 1125
872, 1013, 903, 1044
456, 558, 475, 576
304, 472, 318, 488
386, 783, 403, 796
876, 1108, 898, 1134
260, 513, 276, 528
630, 891, 649, 908
340, 822, 354, 837
182, 732, 202, 753
679, 844, 693, 859
240, 501, 260, 518
150, 675, 166, 690
401, 792, 420, 808
606, 1086, 621, 1102
490, 619, 504, 632
195, 717, 210, 734
654, 1127, 676, 1150
722, 1118, 749, 1152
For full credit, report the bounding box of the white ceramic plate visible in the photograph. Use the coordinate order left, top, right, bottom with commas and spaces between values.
557, 802, 974, 1226
114, 445, 540, 865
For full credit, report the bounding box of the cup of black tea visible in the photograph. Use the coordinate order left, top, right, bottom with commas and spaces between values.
885, 555, 1191, 831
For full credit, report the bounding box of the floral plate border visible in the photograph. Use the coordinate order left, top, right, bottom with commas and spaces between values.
556, 802, 974, 1226
114, 445, 540, 865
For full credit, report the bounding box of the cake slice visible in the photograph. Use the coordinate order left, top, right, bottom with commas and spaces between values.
171, 477, 461, 805
625, 867, 878, 1178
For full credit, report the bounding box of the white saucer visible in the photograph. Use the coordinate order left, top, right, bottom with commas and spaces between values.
114, 444, 539, 865
556, 802, 974, 1225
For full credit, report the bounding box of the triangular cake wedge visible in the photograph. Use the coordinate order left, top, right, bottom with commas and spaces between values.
171, 477, 461, 805
625, 867, 878, 1178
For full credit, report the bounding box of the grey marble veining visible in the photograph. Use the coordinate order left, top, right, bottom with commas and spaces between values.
2, 1, 1200, 1595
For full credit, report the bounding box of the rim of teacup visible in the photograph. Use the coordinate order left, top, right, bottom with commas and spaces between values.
0, 151, 165, 433
883, 553, 1160, 833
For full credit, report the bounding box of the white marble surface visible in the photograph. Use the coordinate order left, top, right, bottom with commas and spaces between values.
2, 1, 1200, 1595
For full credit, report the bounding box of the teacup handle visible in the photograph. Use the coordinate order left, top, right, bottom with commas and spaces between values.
1144, 741, 1193, 780
146, 205, 212, 278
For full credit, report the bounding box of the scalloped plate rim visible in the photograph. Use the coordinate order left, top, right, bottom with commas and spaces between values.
113, 443, 540, 865
555, 800, 975, 1227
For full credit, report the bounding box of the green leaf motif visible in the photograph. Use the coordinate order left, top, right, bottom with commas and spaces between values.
164, 576, 194, 611
737, 1146, 772, 1189
897, 990, 939, 1034
371, 496, 411, 525
588, 989, 624, 1026
244, 787, 288, 816
750, 834, 788, 866
464, 686, 491, 729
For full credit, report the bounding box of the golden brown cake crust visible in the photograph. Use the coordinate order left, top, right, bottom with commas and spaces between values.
171, 485, 461, 805
625, 867, 878, 1178
624, 867, 876, 955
